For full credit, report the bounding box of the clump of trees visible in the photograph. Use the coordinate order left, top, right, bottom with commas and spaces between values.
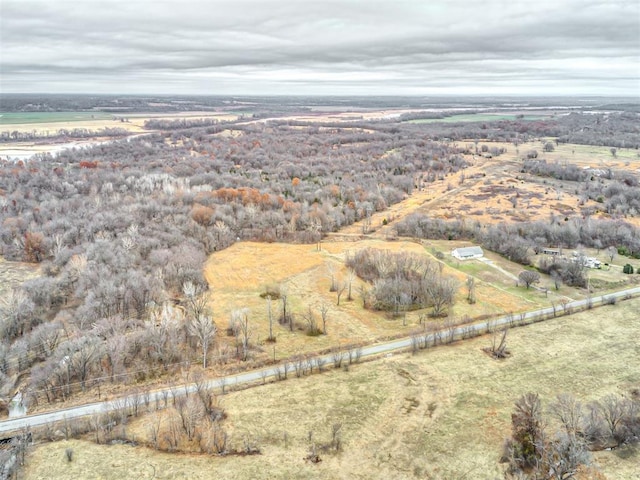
345, 248, 458, 317
503, 390, 640, 479
538, 257, 587, 288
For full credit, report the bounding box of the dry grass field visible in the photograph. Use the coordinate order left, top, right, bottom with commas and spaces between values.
22, 296, 640, 480
203, 239, 557, 361
335, 139, 640, 241
422, 146, 639, 227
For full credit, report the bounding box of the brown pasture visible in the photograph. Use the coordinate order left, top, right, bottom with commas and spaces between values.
22, 297, 640, 479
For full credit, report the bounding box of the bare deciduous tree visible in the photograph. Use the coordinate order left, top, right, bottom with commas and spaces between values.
550, 393, 583, 437
230, 308, 251, 361
466, 276, 476, 304
319, 303, 329, 335
183, 281, 211, 321
485, 328, 509, 359
188, 315, 217, 368
518, 270, 540, 289
336, 280, 347, 306
346, 268, 355, 301
266, 295, 275, 342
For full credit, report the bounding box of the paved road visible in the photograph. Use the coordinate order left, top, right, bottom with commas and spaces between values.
1, 286, 639, 436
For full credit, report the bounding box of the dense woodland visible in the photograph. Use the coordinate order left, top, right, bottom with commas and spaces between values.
0, 97, 639, 414
0, 119, 466, 406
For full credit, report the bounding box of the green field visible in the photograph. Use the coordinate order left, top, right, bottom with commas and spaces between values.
407, 114, 546, 124
0, 111, 113, 125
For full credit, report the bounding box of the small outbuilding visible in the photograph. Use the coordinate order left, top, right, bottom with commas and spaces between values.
451, 246, 484, 260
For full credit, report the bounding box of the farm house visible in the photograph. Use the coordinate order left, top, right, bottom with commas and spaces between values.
451, 246, 484, 260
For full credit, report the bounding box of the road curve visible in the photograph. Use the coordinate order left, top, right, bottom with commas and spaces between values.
1, 286, 639, 436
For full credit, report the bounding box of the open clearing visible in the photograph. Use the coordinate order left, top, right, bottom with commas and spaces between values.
337, 139, 640, 230
23, 297, 640, 480
203, 239, 560, 361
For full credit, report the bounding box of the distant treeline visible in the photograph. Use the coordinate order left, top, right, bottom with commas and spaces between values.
144, 118, 228, 130
0, 127, 131, 142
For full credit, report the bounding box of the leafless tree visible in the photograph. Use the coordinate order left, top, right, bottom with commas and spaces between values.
327, 263, 338, 292
424, 276, 458, 317
319, 303, 329, 335
163, 412, 181, 452
104, 333, 127, 382
183, 281, 211, 321
466, 275, 476, 304
518, 270, 540, 289
188, 315, 217, 368
279, 291, 293, 332
559, 298, 571, 315
230, 308, 251, 361
304, 306, 321, 336
65, 335, 101, 391
486, 328, 509, 359
358, 284, 372, 309
550, 394, 583, 437
147, 412, 162, 450
336, 280, 347, 306
444, 318, 457, 344
0, 288, 35, 341
410, 334, 421, 354
539, 432, 590, 480
595, 394, 628, 445
331, 348, 343, 368
130, 388, 142, 417
175, 395, 204, 441
266, 295, 275, 342
346, 268, 355, 301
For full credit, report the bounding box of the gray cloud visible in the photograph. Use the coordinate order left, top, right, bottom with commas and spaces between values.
1, 0, 638, 95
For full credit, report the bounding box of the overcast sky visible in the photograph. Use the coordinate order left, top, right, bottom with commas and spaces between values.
1, 0, 639, 96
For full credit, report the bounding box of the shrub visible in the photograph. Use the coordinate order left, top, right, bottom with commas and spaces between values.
623, 263, 634, 274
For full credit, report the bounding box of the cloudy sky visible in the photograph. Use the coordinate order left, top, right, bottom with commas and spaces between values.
1, 0, 639, 96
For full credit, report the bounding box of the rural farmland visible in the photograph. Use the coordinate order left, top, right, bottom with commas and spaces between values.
1, 94, 639, 480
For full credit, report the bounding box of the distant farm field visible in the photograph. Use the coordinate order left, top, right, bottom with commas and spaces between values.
23, 296, 640, 480
0, 111, 113, 125
0, 111, 240, 136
